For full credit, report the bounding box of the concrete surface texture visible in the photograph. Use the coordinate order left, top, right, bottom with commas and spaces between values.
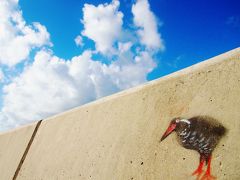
0, 48, 240, 180
0, 123, 37, 180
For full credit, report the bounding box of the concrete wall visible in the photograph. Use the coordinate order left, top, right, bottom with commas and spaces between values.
0, 48, 240, 180
0, 123, 38, 180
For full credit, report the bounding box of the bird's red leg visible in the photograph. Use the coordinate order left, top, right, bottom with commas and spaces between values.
192, 155, 205, 179
200, 155, 216, 180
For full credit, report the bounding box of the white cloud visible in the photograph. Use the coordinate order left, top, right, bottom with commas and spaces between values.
118, 42, 133, 53
0, 0, 50, 67
0, 48, 155, 131
132, 0, 164, 50
81, 0, 123, 54
74, 35, 83, 46
1, 50, 95, 128
0, 69, 4, 82
0, 0, 162, 131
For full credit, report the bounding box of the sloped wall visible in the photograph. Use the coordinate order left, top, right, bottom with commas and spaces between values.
0, 48, 240, 180
0, 123, 38, 180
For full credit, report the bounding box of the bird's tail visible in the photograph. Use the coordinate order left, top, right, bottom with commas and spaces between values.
214, 125, 227, 136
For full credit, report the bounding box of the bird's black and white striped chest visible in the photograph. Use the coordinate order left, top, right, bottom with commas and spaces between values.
176, 123, 215, 155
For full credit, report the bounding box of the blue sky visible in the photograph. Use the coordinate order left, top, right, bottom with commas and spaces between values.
19, 0, 240, 77
0, 0, 239, 131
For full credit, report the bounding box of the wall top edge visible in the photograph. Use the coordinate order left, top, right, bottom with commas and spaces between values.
1, 47, 239, 134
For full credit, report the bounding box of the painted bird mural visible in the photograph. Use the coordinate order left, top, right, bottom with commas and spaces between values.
160, 116, 226, 180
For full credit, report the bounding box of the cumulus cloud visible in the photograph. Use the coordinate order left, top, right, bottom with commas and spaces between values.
0, 48, 155, 130
1, 50, 95, 128
132, 0, 164, 50
81, 0, 123, 54
0, 0, 162, 131
0, 0, 50, 66
118, 42, 133, 53
74, 35, 83, 46
0, 69, 4, 82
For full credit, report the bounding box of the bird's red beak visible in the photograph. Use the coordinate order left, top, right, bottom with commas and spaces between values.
160, 123, 176, 141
